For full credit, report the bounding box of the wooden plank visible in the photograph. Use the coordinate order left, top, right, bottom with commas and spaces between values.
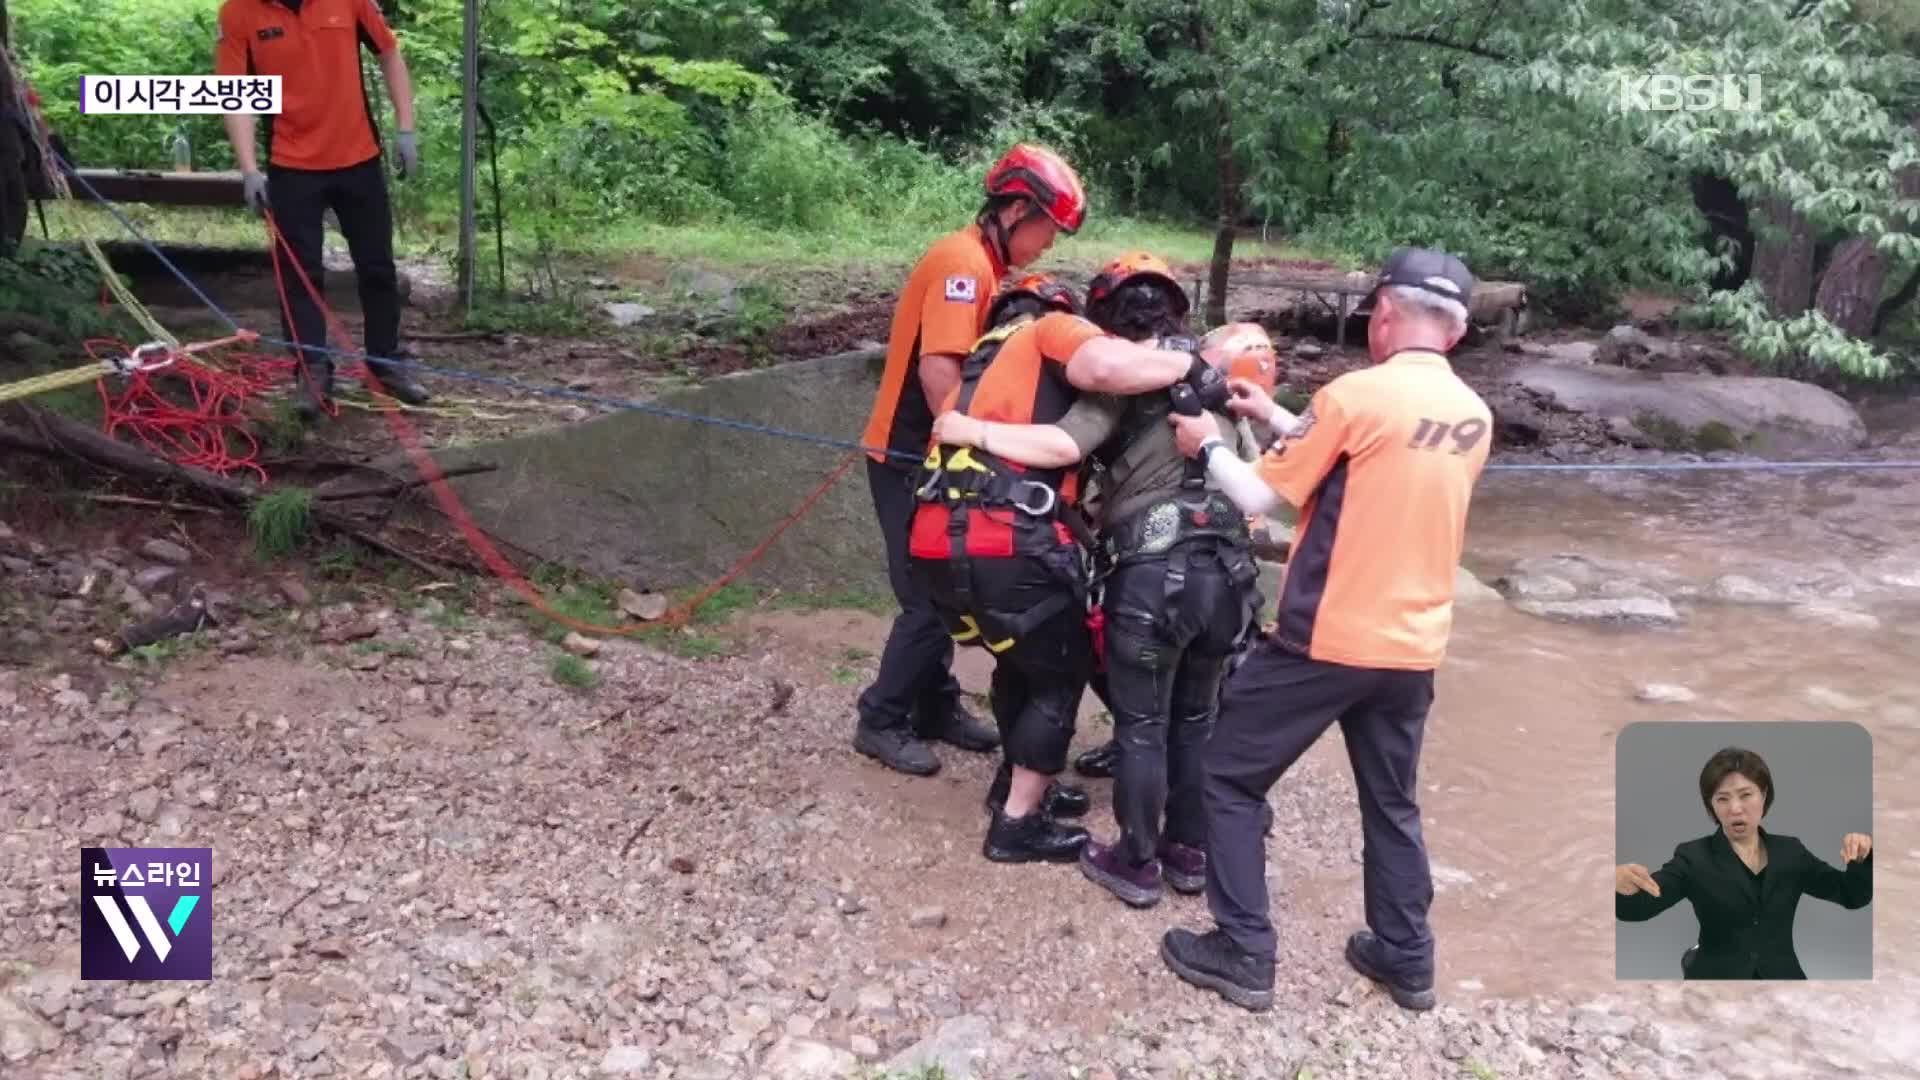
72, 168, 245, 208
1227, 268, 1528, 321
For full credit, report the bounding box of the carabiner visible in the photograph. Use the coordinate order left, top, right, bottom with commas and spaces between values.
1013, 481, 1057, 517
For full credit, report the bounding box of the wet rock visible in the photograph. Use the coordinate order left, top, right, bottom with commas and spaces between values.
601, 303, 656, 328
1511, 595, 1680, 626
1453, 566, 1503, 605
909, 906, 948, 930
133, 566, 179, 593
140, 539, 193, 566
1705, 574, 1792, 606
1495, 574, 1579, 601
886, 1015, 992, 1080
1505, 362, 1869, 452
758, 1037, 857, 1079
1788, 602, 1881, 631
1635, 683, 1697, 704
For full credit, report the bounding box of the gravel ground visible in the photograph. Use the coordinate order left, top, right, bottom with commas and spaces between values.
3, 517, 1917, 1080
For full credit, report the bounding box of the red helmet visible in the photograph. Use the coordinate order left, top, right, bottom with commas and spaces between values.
1200, 322, 1281, 394
1086, 251, 1188, 318
985, 144, 1088, 235
986, 273, 1082, 328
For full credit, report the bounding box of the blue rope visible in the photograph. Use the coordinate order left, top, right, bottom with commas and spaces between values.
55, 154, 1920, 475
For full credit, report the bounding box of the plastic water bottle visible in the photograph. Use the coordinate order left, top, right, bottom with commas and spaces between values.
171, 127, 192, 173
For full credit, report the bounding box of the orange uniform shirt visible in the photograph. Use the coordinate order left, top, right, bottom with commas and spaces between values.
934, 312, 1105, 423
863, 225, 1005, 462
1258, 350, 1492, 670
215, 0, 397, 172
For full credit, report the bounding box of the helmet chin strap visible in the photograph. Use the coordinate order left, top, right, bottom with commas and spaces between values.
984, 200, 1049, 267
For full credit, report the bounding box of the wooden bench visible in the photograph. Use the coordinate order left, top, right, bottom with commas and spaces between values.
70, 168, 245, 208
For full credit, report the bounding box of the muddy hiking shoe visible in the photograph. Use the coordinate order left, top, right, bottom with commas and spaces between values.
1344, 931, 1436, 1012
984, 762, 1091, 819
1160, 928, 1275, 1012
983, 808, 1088, 864
1157, 839, 1207, 895
1080, 840, 1162, 908
914, 702, 999, 753
853, 723, 939, 776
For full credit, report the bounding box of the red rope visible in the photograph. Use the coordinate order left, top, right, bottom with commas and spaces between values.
256, 210, 856, 634
88, 337, 291, 483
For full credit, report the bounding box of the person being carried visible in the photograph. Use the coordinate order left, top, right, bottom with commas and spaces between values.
907, 274, 1232, 865
852, 144, 1088, 778
932, 256, 1277, 907
1158, 247, 1493, 1014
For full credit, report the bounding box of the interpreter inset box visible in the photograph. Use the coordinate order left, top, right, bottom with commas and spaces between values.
1614, 721, 1872, 981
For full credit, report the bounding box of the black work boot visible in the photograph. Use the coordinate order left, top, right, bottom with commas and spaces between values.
984, 761, 1090, 819
983, 808, 1088, 864
853, 723, 939, 777
364, 359, 432, 406
1074, 739, 1120, 779
916, 700, 1000, 753
1344, 931, 1436, 1012
291, 360, 334, 423
1160, 927, 1276, 1012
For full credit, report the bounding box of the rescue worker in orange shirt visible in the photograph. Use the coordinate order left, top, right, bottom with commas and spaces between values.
909, 279, 1238, 864
215, 0, 430, 421
852, 144, 1088, 778
1158, 247, 1493, 1014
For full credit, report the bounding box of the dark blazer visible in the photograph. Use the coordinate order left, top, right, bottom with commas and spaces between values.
1617, 827, 1872, 979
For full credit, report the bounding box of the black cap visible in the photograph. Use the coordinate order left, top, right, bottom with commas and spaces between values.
1355, 247, 1475, 314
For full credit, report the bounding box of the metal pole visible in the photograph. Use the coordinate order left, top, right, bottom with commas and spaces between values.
456, 0, 478, 312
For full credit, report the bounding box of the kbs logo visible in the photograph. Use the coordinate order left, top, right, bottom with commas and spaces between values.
81, 848, 212, 981
1617, 74, 1763, 114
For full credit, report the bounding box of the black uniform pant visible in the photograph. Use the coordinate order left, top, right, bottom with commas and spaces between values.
1203, 640, 1437, 978
267, 156, 401, 379
858, 459, 964, 735
1102, 540, 1255, 865
912, 517, 1091, 773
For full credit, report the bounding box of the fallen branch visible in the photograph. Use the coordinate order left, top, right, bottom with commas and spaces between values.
92, 590, 219, 657
0, 403, 459, 577
314, 461, 497, 502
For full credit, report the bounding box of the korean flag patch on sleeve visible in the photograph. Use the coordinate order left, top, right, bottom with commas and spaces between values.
944, 275, 979, 303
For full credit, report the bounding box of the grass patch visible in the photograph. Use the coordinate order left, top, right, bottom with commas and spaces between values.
260, 399, 308, 456
550, 653, 599, 691
126, 629, 214, 668
829, 665, 862, 685
1465, 1061, 1500, 1080
247, 488, 313, 560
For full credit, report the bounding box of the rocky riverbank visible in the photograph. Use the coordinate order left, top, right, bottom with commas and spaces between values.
6, 510, 1919, 1080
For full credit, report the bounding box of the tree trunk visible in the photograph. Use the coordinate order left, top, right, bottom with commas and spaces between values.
1689, 171, 1753, 290
1206, 112, 1237, 328
1750, 195, 1816, 317
1876, 263, 1920, 337
1812, 236, 1886, 337
0, 0, 27, 258
1815, 113, 1920, 338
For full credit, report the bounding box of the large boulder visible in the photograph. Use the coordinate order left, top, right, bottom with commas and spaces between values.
1504, 362, 1869, 453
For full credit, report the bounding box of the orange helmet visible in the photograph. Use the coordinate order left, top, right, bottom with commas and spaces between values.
1085, 251, 1189, 319
986, 273, 1081, 329
1200, 322, 1281, 394
984, 144, 1088, 234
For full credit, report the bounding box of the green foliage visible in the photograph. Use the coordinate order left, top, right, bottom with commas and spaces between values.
549, 652, 599, 691
1697, 283, 1902, 378
0, 243, 133, 344
247, 488, 314, 560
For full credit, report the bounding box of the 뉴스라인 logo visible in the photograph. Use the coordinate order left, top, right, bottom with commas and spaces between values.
80, 848, 212, 981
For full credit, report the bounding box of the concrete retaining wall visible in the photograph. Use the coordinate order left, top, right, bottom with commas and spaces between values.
432, 348, 895, 595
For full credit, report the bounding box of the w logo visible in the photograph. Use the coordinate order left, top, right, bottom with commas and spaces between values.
91, 894, 201, 962
81, 848, 213, 981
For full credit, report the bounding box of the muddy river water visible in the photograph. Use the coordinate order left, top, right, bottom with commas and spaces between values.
1400, 461, 1920, 1074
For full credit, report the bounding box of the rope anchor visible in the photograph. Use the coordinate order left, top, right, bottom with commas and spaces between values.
112, 342, 178, 377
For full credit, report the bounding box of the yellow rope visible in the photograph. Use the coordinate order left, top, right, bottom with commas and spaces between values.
0, 361, 116, 404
